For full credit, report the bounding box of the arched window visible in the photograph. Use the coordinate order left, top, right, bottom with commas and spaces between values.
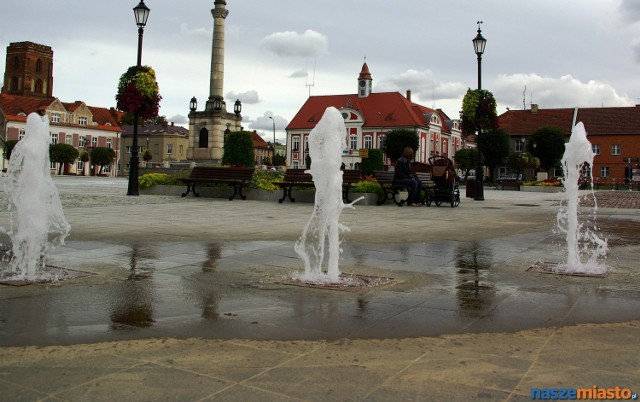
34, 79, 43, 94
10, 77, 19, 92
198, 127, 208, 148
14, 56, 19, 70
36, 59, 42, 73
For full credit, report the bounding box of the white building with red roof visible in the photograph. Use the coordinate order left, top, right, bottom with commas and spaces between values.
285, 63, 463, 169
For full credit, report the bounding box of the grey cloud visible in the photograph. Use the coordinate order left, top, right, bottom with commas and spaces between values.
259, 29, 328, 58
226, 90, 260, 104
376, 69, 467, 101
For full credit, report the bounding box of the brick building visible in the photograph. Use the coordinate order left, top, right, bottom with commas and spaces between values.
498, 105, 640, 182
286, 63, 464, 169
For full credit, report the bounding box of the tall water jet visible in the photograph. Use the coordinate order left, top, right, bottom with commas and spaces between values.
294, 107, 361, 283
1, 112, 70, 281
556, 122, 608, 275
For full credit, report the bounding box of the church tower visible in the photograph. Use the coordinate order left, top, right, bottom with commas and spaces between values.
2, 41, 54, 98
357, 62, 372, 98
187, 0, 242, 164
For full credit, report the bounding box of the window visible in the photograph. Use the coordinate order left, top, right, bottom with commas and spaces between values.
91, 137, 98, 147
126, 146, 132, 154
592, 144, 600, 155
66, 134, 72, 145
106, 139, 112, 149
364, 135, 372, 149
600, 166, 609, 178
19, 129, 25, 140
51, 113, 60, 123
379, 135, 386, 148
179, 145, 184, 155
36, 59, 42, 73
51, 132, 58, 144
199, 128, 208, 148
515, 139, 525, 152
34, 79, 43, 94
10, 77, 18, 92
79, 137, 86, 147
611, 144, 621, 156
350, 135, 358, 150
78, 116, 88, 126
293, 137, 300, 151
76, 161, 84, 174
167, 144, 173, 155
14, 56, 19, 70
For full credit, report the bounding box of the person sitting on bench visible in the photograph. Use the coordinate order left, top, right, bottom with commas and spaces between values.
393, 147, 423, 207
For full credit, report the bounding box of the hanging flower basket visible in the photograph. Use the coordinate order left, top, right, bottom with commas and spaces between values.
460, 88, 498, 135
115, 66, 161, 120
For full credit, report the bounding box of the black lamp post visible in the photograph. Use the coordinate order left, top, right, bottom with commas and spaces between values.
472, 21, 487, 201
127, 0, 150, 196
189, 97, 197, 112
269, 115, 276, 160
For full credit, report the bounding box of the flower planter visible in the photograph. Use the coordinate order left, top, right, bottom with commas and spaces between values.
520, 185, 564, 193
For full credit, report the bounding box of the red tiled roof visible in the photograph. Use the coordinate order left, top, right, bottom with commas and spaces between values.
251, 130, 269, 149
287, 92, 441, 131
498, 106, 640, 136
0, 93, 122, 132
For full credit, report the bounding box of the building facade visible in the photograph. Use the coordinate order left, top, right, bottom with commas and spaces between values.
286, 63, 464, 169
0, 94, 122, 175
121, 122, 189, 174
498, 105, 640, 182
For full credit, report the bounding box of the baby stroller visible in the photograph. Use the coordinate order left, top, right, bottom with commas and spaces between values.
425, 156, 460, 207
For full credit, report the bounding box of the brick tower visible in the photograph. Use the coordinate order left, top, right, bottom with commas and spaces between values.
2, 41, 54, 98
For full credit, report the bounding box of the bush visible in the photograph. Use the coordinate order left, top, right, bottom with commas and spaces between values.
352, 178, 384, 199
139, 173, 179, 189
360, 149, 384, 175
250, 169, 284, 191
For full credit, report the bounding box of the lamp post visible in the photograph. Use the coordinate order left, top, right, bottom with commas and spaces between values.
127, 0, 150, 196
269, 116, 276, 161
472, 21, 487, 201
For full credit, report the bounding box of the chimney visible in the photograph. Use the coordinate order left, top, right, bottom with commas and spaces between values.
531, 104, 539, 114
406, 90, 412, 101
171, 122, 174, 126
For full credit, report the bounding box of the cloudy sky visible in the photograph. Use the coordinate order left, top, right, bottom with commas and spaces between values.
2, 0, 640, 143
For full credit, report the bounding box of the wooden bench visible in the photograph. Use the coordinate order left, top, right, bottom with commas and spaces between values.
496, 179, 521, 190
179, 166, 255, 200
373, 171, 434, 206
274, 169, 362, 203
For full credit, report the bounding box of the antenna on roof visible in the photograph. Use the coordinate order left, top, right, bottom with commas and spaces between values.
522, 85, 526, 110
305, 58, 316, 97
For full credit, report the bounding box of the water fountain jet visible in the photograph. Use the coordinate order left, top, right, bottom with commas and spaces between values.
1, 112, 70, 282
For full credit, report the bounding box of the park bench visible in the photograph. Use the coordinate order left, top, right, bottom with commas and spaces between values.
496, 179, 521, 190
373, 170, 434, 206
179, 166, 255, 200
274, 169, 362, 203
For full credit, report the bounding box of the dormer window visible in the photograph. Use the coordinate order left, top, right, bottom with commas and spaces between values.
78, 116, 88, 126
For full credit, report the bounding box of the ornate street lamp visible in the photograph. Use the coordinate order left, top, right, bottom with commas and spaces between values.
213, 96, 223, 111
472, 21, 486, 201
189, 97, 197, 112
127, 0, 150, 196
234, 99, 242, 115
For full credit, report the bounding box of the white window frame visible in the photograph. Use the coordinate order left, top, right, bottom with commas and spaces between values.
106, 139, 113, 149
611, 144, 621, 156
600, 166, 609, 178
363, 135, 372, 149
293, 137, 300, 151
592, 144, 600, 155
51, 132, 58, 144
91, 137, 98, 148
79, 137, 86, 148
66, 134, 72, 145
78, 116, 88, 126
51, 113, 60, 123
349, 135, 358, 150
167, 144, 173, 155
19, 129, 25, 140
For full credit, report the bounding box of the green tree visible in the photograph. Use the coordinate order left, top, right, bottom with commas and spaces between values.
90, 147, 116, 175
360, 148, 384, 175
273, 154, 286, 166
454, 148, 477, 180
477, 128, 510, 182
507, 152, 540, 180
3, 140, 18, 161
527, 127, 566, 171
380, 128, 419, 161
50, 143, 79, 175
222, 131, 254, 167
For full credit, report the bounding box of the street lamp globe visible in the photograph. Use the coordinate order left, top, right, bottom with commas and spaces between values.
189, 97, 197, 112
133, 1, 150, 27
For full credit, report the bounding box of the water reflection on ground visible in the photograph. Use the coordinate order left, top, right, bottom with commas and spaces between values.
0, 236, 639, 346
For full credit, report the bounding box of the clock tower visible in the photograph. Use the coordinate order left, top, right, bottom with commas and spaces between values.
357, 61, 372, 98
